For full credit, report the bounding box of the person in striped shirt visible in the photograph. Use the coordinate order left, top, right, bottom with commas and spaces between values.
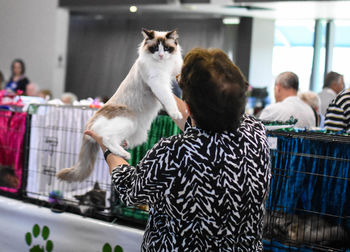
324, 88, 350, 132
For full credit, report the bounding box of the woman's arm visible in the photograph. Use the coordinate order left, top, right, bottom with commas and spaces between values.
172, 95, 189, 131
84, 130, 128, 175
84, 129, 176, 206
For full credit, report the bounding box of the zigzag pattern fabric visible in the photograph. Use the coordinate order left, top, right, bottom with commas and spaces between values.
112, 114, 270, 251
324, 88, 350, 131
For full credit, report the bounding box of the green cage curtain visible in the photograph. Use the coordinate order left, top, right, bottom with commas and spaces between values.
128, 115, 181, 166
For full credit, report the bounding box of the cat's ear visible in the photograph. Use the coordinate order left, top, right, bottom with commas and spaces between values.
74, 195, 83, 201
166, 29, 178, 40
142, 28, 154, 39
93, 182, 100, 190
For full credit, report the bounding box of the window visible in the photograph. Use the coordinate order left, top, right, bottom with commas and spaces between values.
272, 20, 316, 92
332, 20, 350, 88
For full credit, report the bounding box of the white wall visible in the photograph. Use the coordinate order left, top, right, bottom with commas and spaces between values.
0, 0, 69, 98
249, 18, 275, 91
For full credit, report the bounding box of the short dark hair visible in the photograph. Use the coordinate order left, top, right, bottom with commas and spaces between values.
11, 58, 26, 75
179, 48, 248, 132
276, 71, 299, 91
323, 71, 343, 88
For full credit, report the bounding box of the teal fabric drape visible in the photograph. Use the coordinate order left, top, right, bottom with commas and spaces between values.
263, 240, 313, 252
266, 133, 350, 227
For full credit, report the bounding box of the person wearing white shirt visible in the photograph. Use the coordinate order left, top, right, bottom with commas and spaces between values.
318, 71, 344, 117
259, 72, 316, 128
299, 91, 324, 128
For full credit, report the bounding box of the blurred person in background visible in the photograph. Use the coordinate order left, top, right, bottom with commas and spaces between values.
5, 59, 30, 94
0, 71, 5, 89
299, 91, 323, 127
259, 71, 315, 128
38, 89, 53, 101
61, 92, 78, 105
318, 71, 344, 117
25, 83, 39, 96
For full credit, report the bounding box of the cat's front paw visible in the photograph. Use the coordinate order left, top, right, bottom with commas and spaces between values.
169, 110, 183, 120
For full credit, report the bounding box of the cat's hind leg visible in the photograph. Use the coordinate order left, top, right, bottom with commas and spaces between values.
103, 135, 131, 160
92, 116, 136, 160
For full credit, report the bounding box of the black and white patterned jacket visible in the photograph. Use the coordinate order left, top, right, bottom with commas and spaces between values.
112, 114, 270, 251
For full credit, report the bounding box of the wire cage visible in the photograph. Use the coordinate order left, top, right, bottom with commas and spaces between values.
263, 131, 350, 251
23, 104, 111, 217
22, 104, 181, 221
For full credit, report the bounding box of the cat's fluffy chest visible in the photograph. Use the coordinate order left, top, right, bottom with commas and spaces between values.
111, 61, 162, 114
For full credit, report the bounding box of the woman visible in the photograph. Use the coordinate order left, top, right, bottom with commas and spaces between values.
86, 48, 270, 251
5, 59, 30, 94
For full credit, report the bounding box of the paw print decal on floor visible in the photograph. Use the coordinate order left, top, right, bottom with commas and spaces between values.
102, 243, 123, 252
25, 224, 53, 252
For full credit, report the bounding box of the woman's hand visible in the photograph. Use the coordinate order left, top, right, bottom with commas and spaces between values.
84, 130, 107, 152
173, 95, 190, 131
84, 130, 129, 174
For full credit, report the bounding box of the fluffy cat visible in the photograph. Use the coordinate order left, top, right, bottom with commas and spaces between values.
74, 182, 106, 214
57, 28, 183, 182
264, 211, 350, 247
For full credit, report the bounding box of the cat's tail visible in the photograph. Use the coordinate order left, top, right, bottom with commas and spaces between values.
57, 135, 100, 182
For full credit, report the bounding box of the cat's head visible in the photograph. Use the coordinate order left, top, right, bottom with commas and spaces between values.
140, 28, 180, 61
74, 182, 106, 214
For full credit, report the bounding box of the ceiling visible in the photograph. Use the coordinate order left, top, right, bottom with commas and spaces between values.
60, 0, 350, 20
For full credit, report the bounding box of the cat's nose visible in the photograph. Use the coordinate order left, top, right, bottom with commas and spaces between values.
159, 54, 164, 59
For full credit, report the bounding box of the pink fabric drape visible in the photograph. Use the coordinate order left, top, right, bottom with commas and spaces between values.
0, 110, 26, 193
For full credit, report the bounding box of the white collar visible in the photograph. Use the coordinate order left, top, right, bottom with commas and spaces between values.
282, 95, 299, 102
323, 87, 337, 96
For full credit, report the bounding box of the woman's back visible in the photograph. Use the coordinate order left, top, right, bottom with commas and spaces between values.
130, 114, 270, 251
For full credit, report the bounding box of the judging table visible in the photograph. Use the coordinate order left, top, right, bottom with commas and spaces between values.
1, 104, 350, 251
0, 196, 144, 252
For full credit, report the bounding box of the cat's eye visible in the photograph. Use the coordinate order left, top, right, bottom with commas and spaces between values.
149, 45, 159, 53
163, 45, 174, 53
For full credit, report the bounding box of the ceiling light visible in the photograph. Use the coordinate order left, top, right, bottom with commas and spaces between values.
130, 5, 138, 13
94, 15, 104, 20
223, 18, 240, 25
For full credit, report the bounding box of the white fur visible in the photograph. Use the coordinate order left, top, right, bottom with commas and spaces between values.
103, 41, 183, 154
57, 30, 183, 182
91, 116, 135, 160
